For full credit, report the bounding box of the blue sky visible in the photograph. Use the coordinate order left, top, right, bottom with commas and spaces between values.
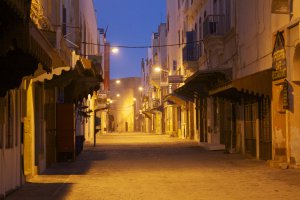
94, 0, 166, 79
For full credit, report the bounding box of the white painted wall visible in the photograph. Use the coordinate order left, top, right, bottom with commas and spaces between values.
0, 90, 22, 197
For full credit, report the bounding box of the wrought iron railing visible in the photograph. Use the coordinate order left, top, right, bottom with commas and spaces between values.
60, 38, 73, 67
152, 98, 161, 108
183, 43, 202, 62
203, 15, 225, 38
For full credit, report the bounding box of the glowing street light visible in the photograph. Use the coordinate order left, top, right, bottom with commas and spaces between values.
133, 98, 136, 101
154, 66, 162, 72
138, 87, 143, 91
116, 80, 121, 84
116, 94, 120, 98
111, 47, 119, 54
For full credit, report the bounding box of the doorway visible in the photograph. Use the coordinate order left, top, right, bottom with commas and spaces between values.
244, 102, 258, 157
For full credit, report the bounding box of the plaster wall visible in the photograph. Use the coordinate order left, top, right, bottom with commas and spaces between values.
0, 89, 21, 197
236, 0, 273, 78
271, 0, 300, 166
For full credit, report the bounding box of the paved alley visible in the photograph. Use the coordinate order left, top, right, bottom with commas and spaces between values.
6, 133, 300, 200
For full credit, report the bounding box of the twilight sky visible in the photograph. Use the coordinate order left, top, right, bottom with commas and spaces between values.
94, 0, 166, 79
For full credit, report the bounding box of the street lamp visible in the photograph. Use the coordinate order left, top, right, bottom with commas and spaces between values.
116, 94, 120, 98
138, 86, 143, 91
111, 47, 119, 54
116, 79, 121, 84
154, 66, 162, 73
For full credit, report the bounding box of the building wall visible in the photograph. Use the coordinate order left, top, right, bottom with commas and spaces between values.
236, 0, 273, 78
0, 89, 22, 198
270, 0, 300, 166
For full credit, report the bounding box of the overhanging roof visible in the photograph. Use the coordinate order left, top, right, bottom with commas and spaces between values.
45, 58, 102, 102
172, 68, 231, 99
209, 68, 272, 99
142, 110, 154, 119
32, 66, 71, 83
163, 93, 190, 105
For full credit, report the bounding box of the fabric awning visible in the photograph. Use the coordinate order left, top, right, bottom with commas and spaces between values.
172, 68, 231, 100
45, 58, 102, 102
142, 111, 153, 119
174, 85, 196, 100
0, 15, 54, 96
163, 94, 189, 105
150, 105, 164, 112
32, 66, 71, 83
209, 68, 272, 99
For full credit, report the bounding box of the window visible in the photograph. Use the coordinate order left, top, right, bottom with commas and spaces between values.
213, 98, 218, 129
177, 107, 181, 129
6, 92, 13, 149
167, 14, 170, 32
195, 23, 198, 40
62, 6, 67, 36
0, 98, 4, 148
178, 30, 181, 46
225, 0, 231, 31
199, 17, 202, 39
173, 60, 177, 71
213, 0, 217, 15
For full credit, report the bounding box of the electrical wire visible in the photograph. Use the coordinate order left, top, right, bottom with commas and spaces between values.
81, 41, 203, 49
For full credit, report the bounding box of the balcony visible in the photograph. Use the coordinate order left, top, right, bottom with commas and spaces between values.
152, 98, 161, 108
182, 43, 202, 73
203, 15, 225, 55
203, 15, 225, 38
184, 0, 207, 20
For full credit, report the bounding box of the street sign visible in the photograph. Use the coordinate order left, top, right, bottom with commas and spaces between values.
168, 75, 184, 83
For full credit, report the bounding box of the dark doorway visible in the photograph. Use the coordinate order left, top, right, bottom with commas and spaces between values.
259, 97, 272, 160
199, 97, 207, 142
244, 102, 257, 157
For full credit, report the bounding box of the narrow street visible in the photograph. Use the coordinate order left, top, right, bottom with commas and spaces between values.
7, 133, 300, 200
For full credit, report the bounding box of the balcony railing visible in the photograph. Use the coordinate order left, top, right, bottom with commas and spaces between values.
152, 98, 161, 108
183, 43, 202, 62
60, 38, 73, 67
203, 15, 225, 39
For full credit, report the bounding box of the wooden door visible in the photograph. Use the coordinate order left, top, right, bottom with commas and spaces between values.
56, 103, 75, 162
45, 89, 56, 166
259, 98, 272, 160
245, 102, 258, 157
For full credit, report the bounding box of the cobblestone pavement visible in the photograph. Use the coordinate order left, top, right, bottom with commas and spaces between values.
6, 133, 300, 200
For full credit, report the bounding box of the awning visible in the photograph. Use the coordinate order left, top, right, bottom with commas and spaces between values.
142, 111, 153, 119
0, 2, 56, 96
151, 105, 164, 112
174, 85, 196, 100
45, 58, 102, 102
32, 66, 71, 83
209, 68, 272, 99
172, 68, 231, 100
163, 94, 189, 105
